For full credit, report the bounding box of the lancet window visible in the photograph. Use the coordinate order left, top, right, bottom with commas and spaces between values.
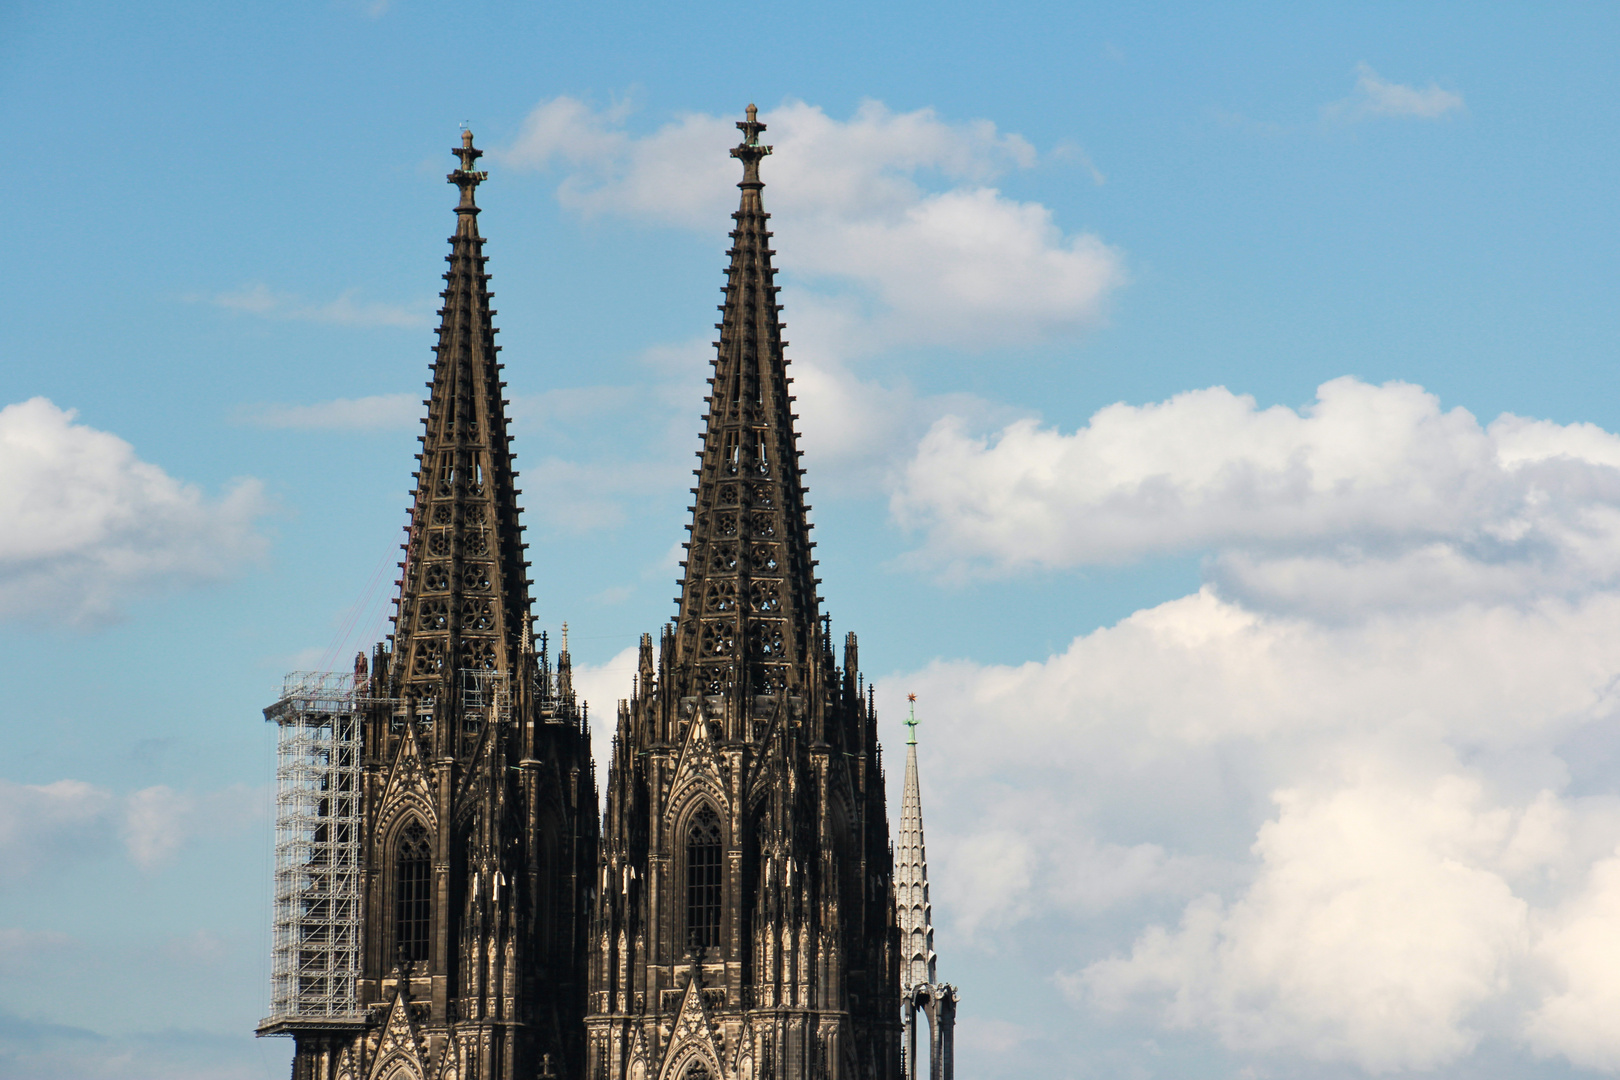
685, 807, 723, 950
395, 819, 432, 963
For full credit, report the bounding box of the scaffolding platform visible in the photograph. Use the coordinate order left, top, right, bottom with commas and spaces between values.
258, 671, 367, 1033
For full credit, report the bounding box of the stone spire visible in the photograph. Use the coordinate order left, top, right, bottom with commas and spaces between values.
671, 103, 819, 699
586, 108, 902, 1080
389, 128, 531, 698
897, 694, 937, 988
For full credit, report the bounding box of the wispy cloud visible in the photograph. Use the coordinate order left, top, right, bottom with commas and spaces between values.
1051, 140, 1107, 186
1325, 62, 1464, 123
0, 778, 263, 878
236, 385, 641, 434
201, 283, 430, 329
237, 392, 420, 431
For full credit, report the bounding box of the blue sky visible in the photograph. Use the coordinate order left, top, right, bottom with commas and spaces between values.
6, 2, 1620, 1078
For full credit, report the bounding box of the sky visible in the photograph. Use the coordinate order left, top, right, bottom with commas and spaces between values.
4, 2, 1620, 1077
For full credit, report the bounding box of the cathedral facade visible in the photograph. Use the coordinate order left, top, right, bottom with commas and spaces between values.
260, 110, 943, 1080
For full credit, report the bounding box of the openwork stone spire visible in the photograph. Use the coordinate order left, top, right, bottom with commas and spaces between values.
390, 129, 530, 696
672, 103, 819, 698
898, 695, 937, 988
587, 107, 902, 1080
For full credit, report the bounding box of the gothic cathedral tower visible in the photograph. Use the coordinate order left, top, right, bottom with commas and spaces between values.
585, 108, 904, 1080
261, 132, 598, 1080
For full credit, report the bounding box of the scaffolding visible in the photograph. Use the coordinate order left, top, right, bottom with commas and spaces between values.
262, 671, 365, 1029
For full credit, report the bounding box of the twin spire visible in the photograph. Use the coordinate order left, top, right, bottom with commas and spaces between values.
391, 108, 817, 710
389, 129, 529, 698
671, 104, 821, 700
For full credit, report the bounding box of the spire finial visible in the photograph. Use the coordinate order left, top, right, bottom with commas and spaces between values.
730, 103, 773, 189
449, 128, 488, 216
905, 693, 919, 745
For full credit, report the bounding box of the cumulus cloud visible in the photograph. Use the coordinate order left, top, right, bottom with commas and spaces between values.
204, 283, 430, 329
0, 398, 267, 625
1325, 62, 1465, 123
1523, 851, 1620, 1072
893, 582, 1620, 1074
502, 97, 1122, 348
893, 377, 1620, 615
571, 643, 640, 798
1079, 776, 1533, 1072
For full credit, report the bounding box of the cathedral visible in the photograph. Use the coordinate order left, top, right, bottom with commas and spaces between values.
257, 109, 956, 1080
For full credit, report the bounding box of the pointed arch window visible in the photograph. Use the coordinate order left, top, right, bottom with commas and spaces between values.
686, 807, 723, 950
395, 820, 432, 963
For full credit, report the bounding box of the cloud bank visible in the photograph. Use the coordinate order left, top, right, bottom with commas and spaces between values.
894, 377, 1620, 615
900, 586, 1620, 1075
0, 398, 267, 625
886, 376, 1620, 1075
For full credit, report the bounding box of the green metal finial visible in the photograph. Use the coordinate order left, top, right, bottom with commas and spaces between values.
905, 693, 918, 745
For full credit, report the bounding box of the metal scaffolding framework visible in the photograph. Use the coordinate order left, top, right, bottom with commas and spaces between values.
264, 671, 365, 1026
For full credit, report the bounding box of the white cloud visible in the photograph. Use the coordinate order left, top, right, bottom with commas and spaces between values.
205, 282, 430, 329
1079, 775, 1532, 1072
882, 376, 1620, 1072
502, 97, 1122, 348
893, 377, 1620, 615
1325, 63, 1464, 123
571, 643, 639, 798
0, 398, 268, 625
1525, 853, 1620, 1070
891, 583, 1620, 1073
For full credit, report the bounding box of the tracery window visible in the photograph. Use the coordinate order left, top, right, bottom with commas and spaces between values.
395, 820, 432, 963
686, 807, 723, 950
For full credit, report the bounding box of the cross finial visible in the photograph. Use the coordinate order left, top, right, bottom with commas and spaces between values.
739, 103, 765, 145
906, 693, 919, 745
448, 128, 488, 217
730, 103, 772, 189
454, 127, 482, 171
